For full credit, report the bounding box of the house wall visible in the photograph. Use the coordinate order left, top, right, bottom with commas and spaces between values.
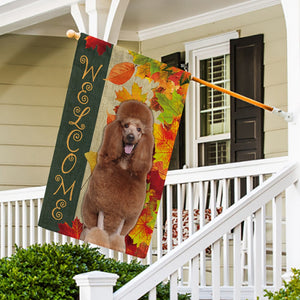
140, 4, 288, 160
0, 5, 287, 190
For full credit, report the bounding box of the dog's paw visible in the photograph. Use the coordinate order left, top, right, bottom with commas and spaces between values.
109, 234, 126, 252
84, 227, 110, 248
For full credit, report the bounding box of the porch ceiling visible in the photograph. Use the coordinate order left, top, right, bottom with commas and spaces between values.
0, 0, 281, 41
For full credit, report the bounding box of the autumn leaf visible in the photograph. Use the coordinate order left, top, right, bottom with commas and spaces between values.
153, 122, 178, 169
180, 71, 192, 85
58, 217, 83, 239
85, 36, 112, 56
115, 82, 147, 103
128, 208, 154, 247
107, 112, 116, 124
156, 91, 184, 124
135, 63, 151, 81
168, 70, 185, 85
125, 235, 149, 258
106, 62, 135, 85
129, 50, 152, 65
85, 151, 97, 173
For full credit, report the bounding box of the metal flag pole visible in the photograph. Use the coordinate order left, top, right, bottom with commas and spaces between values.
66, 29, 293, 123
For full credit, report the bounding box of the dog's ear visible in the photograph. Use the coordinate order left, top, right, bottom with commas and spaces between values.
98, 120, 123, 164
130, 132, 154, 175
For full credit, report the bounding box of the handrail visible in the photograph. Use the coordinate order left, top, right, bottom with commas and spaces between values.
165, 156, 288, 184
114, 162, 298, 300
0, 186, 46, 202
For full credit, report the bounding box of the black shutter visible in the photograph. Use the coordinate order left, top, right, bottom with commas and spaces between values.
230, 34, 264, 162
161, 52, 185, 169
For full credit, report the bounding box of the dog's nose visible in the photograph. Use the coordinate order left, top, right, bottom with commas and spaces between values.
126, 134, 135, 143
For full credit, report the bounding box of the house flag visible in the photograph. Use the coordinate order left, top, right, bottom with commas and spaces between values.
38, 33, 191, 258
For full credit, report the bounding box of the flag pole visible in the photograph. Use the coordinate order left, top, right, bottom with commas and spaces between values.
66, 29, 293, 122
191, 76, 293, 122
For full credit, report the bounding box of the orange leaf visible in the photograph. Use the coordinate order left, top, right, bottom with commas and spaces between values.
115, 82, 147, 103
107, 112, 116, 124
153, 122, 178, 169
106, 62, 135, 85
129, 208, 153, 247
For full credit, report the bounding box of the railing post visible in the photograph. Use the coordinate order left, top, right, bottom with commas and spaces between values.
74, 271, 119, 300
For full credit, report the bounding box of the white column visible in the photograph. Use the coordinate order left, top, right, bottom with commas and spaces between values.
85, 0, 110, 39
281, 0, 300, 272
74, 271, 119, 300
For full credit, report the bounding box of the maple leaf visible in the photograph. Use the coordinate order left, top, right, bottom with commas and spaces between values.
107, 112, 116, 124
168, 70, 185, 85
180, 71, 192, 85
106, 62, 135, 85
85, 151, 97, 173
125, 235, 149, 258
129, 50, 152, 65
115, 83, 147, 103
153, 122, 178, 169
135, 63, 151, 81
58, 217, 83, 239
150, 161, 168, 182
85, 36, 112, 56
156, 91, 184, 124
128, 208, 153, 247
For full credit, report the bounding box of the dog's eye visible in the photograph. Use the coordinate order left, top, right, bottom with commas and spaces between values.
137, 128, 141, 132
124, 124, 129, 128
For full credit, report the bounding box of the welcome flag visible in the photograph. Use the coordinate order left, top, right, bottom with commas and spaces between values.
38, 33, 191, 258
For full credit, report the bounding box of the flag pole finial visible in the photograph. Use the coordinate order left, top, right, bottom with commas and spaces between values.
66, 30, 80, 40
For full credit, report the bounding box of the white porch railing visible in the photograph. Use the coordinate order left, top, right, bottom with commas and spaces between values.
0, 156, 294, 299
111, 161, 296, 300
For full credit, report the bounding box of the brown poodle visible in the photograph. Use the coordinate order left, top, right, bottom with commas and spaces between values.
81, 100, 154, 252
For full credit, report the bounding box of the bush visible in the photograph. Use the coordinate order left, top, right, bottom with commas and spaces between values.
264, 268, 300, 299
0, 243, 190, 300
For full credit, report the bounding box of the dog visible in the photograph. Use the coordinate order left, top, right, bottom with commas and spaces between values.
81, 100, 154, 252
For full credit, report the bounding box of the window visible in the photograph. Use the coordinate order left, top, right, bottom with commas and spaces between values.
185, 31, 239, 167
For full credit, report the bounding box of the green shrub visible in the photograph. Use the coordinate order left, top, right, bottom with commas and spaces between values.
264, 268, 300, 299
0, 243, 190, 300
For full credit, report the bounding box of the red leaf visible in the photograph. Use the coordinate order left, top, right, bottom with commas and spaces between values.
58, 217, 83, 239
85, 36, 112, 56
106, 62, 135, 85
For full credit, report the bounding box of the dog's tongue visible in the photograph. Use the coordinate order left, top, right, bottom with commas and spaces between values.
125, 144, 134, 154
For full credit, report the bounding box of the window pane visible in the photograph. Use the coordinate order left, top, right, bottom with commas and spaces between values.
199, 54, 230, 138
198, 140, 230, 167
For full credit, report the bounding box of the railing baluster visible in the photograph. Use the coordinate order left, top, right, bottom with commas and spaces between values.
170, 271, 178, 300
37, 198, 43, 244
222, 178, 229, 286
254, 208, 263, 299
148, 287, 156, 300
191, 255, 199, 300
210, 180, 216, 219
273, 194, 283, 290
233, 224, 242, 300
1, 202, 5, 258
22, 200, 27, 248
15, 200, 20, 247
199, 181, 206, 286
166, 184, 173, 252
246, 176, 254, 285
177, 184, 183, 285
30, 199, 35, 245
212, 241, 221, 300
7, 201, 12, 257
156, 201, 163, 259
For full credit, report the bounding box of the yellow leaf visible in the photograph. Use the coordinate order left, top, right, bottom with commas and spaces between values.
129, 208, 153, 247
84, 151, 97, 173
115, 82, 147, 103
